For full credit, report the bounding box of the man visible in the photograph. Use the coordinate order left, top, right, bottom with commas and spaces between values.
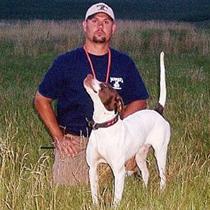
34, 2, 149, 185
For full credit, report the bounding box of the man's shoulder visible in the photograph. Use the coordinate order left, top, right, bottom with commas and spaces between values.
111, 48, 133, 63
48, 47, 84, 73
56, 47, 83, 62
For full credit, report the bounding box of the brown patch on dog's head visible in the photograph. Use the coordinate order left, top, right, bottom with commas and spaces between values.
98, 82, 124, 115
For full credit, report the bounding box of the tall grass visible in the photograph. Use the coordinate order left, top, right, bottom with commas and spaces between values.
0, 20, 210, 57
0, 20, 209, 209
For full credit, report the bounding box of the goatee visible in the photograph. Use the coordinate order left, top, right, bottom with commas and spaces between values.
93, 36, 106, 43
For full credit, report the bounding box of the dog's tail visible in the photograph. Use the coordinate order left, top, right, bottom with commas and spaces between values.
154, 52, 166, 115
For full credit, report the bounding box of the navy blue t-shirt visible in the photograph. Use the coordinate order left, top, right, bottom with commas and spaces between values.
38, 47, 149, 136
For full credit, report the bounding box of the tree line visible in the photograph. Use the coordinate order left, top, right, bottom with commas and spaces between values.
0, 0, 210, 22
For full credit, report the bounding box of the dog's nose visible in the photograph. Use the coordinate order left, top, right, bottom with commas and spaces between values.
86, 74, 94, 80
84, 74, 94, 87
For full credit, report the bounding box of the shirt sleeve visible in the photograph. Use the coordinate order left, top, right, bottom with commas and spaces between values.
122, 58, 149, 105
38, 55, 65, 99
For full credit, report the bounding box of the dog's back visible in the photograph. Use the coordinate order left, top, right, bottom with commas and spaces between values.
115, 109, 170, 160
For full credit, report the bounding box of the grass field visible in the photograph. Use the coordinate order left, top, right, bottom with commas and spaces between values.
0, 20, 209, 210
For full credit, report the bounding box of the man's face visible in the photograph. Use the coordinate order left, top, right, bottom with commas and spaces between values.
83, 13, 116, 43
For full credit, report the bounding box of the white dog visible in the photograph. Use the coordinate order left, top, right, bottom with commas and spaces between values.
83, 52, 170, 205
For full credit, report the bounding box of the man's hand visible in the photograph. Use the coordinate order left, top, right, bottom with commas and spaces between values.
54, 136, 82, 157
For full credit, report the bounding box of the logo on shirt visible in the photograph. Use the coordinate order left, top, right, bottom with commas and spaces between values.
110, 77, 123, 90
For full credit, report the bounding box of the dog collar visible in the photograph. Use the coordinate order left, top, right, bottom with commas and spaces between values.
86, 114, 119, 130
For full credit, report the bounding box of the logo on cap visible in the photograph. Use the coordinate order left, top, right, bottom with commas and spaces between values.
85, 3, 115, 20
96, 4, 108, 11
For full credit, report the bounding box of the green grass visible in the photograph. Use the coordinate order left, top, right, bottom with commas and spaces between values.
0, 20, 209, 209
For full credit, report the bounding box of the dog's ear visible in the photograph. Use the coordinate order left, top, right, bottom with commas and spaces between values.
115, 96, 124, 118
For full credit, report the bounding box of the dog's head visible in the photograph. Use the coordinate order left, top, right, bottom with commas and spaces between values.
83, 74, 124, 118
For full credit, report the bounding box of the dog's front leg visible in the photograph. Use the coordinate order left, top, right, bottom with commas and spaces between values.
112, 166, 126, 206
87, 140, 100, 205
89, 163, 99, 205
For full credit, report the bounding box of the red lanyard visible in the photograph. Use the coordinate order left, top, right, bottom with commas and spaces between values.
83, 46, 111, 83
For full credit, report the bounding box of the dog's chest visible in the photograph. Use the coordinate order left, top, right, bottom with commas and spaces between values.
90, 124, 125, 153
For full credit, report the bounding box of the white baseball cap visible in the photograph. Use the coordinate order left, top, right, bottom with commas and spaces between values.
85, 2, 115, 21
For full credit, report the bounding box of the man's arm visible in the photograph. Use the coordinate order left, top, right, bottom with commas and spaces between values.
34, 91, 79, 156
122, 99, 147, 119
34, 91, 63, 140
